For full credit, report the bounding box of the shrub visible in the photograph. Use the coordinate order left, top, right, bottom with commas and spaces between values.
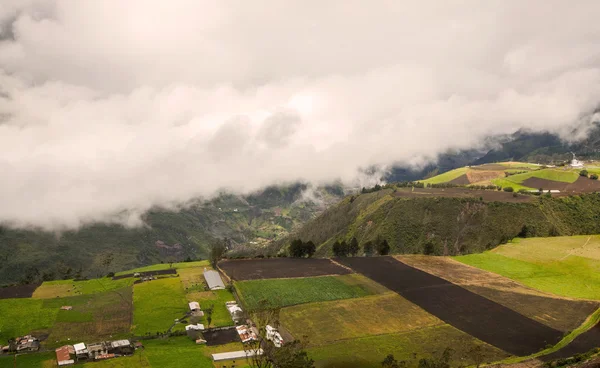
580, 169, 588, 177
591, 174, 598, 180
503, 187, 514, 192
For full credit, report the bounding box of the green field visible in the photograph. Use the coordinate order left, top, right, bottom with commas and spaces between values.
504, 169, 579, 184
33, 277, 135, 298
281, 293, 442, 346
422, 167, 468, 184
0, 351, 55, 368
489, 178, 533, 191
308, 324, 508, 368
236, 275, 376, 311
455, 236, 600, 300
0, 298, 59, 342
132, 278, 188, 335
142, 337, 214, 368
115, 260, 209, 276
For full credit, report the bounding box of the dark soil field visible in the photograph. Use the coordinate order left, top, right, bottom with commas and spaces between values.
393, 187, 533, 203
203, 327, 241, 346
337, 256, 563, 356
219, 258, 352, 281
522, 178, 568, 191
0, 283, 40, 299
542, 322, 600, 361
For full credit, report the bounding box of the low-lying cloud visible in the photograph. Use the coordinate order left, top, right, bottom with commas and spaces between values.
2, 1, 600, 230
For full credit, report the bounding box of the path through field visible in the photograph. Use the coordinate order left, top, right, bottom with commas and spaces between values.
337, 256, 563, 356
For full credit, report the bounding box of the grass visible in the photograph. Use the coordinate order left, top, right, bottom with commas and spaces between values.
82, 355, 150, 367
280, 293, 442, 346
422, 167, 469, 184
490, 178, 533, 191
46, 287, 133, 348
115, 261, 209, 276
179, 267, 210, 291
0, 298, 59, 342
32, 277, 135, 298
455, 236, 600, 300
197, 289, 236, 328
142, 337, 214, 368
308, 324, 508, 368
505, 169, 579, 184
132, 278, 187, 336
235, 275, 376, 311
0, 352, 56, 368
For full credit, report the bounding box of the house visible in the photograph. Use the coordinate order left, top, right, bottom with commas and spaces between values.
185, 323, 205, 339
56, 345, 75, 366
203, 269, 225, 290
188, 301, 200, 311
235, 325, 257, 343
266, 325, 284, 347
87, 342, 110, 358
73, 343, 88, 360
15, 335, 40, 352
110, 340, 134, 355
60, 306, 73, 311
225, 301, 244, 323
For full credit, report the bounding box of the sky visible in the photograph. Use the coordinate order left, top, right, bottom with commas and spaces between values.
1, 0, 600, 230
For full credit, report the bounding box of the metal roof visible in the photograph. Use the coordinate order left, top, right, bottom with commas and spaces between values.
203, 270, 225, 290
110, 340, 131, 348
188, 301, 200, 310
212, 349, 262, 361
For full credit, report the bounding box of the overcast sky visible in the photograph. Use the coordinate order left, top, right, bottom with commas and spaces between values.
2, 1, 600, 230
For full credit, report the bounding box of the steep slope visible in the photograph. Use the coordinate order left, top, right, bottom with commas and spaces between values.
0, 184, 343, 285
282, 189, 600, 257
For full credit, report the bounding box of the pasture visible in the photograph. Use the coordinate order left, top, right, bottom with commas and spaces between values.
196, 289, 237, 328
421, 167, 469, 184
280, 293, 442, 345
0, 298, 59, 342
308, 324, 509, 368
32, 278, 135, 298
132, 278, 187, 335
115, 260, 209, 276
455, 237, 600, 300
235, 274, 376, 311
0, 352, 55, 368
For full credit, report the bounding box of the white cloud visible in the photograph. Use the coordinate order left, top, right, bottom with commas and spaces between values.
1, 0, 600, 230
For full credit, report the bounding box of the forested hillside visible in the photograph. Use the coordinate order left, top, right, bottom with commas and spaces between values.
0, 184, 343, 285
279, 188, 600, 257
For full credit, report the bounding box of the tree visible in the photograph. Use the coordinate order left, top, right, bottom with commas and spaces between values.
289, 239, 305, 257
304, 241, 316, 258
332, 241, 342, 256
209, 239, 227, 268
580, 169, 589, 177
349, 237, 359, 256
418, 348, 453, 368
423, 240, 435, 255
591, 174, 598, 180
503, 186, 514, 192
363, 241, 374, 256
270, 340, 315, 368
377, 239, 390, 255
205, 304, 214, 328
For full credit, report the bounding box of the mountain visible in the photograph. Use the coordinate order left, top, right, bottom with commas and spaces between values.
0, 184, 344, 285
275, 187, 600, 257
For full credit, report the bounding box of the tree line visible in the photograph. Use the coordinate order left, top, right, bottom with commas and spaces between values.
333, 236, 390, 257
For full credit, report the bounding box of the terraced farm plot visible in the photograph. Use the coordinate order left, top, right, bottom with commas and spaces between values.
235, 274, 376, 311
456, 237, 600, 300
32, 277, 135, 298
132, 278, 187, 335
397, 255, 599, 331
338, 256, 563, 356
219, 257, 351, 280
46, 288, 133, 347
308, 324, 509, 368
0, 283, 40, 299
280, 293, 442, 345
422, 167, 469, 184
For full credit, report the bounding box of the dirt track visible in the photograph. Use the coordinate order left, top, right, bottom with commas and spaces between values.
336, 256, 563, 356
219, 258, 352, 281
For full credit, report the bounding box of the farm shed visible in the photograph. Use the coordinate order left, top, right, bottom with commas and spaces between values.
204, 270, 225, 290
73, 343, 88, 359
212, 349, 263, 361
188, 301, 200, 311
55, 345, 75, 366
110, 339, 133, 355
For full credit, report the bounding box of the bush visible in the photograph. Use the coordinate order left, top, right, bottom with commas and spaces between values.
503, 187, 514, 192
580, 169, 588, 177
591, 174, 598, 180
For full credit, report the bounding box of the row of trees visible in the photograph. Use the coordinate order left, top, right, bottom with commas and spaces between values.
332, 237, 390, 257
580, 169, 599, 180
289, 239, 316, 258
